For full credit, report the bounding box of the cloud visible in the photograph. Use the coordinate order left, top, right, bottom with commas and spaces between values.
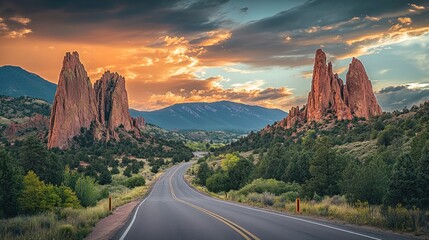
398, 17, 412, 25
376, 83, 429, 111
203, 0, 429, 68
410, 4, 425, 10
240, 7, 248, 14
6, 28, 32, 38
9, 16, 30, 25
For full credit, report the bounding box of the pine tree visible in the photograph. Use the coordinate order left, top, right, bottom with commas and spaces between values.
386, 154, 418, 208
417, 145, 429, 208
0, 150, 23, 218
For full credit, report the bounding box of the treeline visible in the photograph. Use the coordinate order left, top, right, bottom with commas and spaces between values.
0, 133, 192, 219
202, 102, 429, 209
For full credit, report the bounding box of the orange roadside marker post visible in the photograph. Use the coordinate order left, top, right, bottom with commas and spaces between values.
296, 198, 300, 213
109, 196, 112, 212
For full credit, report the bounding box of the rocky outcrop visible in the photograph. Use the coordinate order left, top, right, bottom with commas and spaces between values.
346, 58, 382, 119
48, 52, 140, 149
132, 117, 145, 129
94, 71, 134, 140
279, 49, 382, 129
48, 52, 98, 149
306, 49, 352, 122
278, 106, 306, 129
5, 114, 49, 137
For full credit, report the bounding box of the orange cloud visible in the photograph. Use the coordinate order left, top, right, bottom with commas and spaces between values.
9, 16, 31, 25
398, 17, 412, 25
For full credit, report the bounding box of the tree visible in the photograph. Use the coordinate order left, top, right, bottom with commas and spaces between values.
74, 176, 99, 207
228, 158, 254, 190
196, 162, 213, 186
0, 150, 23, 218
206, 172, 230, 195
111, 167, 120, 175
255, 144, 288, 180
18, 171, 60, 214
386, 154, 418, 208
417, 145, 429, 208
18, 137, 63, 185
221, 153, 240, 171
306, 137, 344, 196
98, 170, 112, 185
56, 185, 80, 208
123, 166, 132, 177
341, 157, 389, 204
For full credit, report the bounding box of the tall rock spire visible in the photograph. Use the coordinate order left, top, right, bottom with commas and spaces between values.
277, 49, 382, 129
48, 52, 141, 149
48, 52, 97, 149
346, 58, 382, 119
94, 71, 134, 140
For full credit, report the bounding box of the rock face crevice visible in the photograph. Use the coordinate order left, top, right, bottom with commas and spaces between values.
279, 49, 382, 129
48, 52, 141, 149
94, 71, 134, 140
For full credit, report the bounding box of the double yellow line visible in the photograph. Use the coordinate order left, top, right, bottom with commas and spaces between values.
169, 166, 260, 240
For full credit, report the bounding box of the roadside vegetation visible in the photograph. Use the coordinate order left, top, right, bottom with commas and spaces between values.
190, 102, 429, 235
0, 136, 192, 239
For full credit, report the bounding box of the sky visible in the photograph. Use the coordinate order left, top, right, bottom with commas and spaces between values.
0, 0, 428, 112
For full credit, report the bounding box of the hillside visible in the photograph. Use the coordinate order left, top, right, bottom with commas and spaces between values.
130, 101, 287, 131
0, 66, 57, 103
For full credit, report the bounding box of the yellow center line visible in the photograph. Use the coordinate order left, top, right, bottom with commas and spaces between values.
169, 166, 261, 240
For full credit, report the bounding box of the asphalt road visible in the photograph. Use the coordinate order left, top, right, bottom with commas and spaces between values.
116, 162, 413, 240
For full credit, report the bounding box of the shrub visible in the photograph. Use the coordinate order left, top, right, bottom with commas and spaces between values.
125, 176, 146, 188
237, 178, 301, 196
246, 193, 263, 203
262, 192, 275, 206
74, 176, 100, 207
57, 224, 75, 239
280, 191, 299, 203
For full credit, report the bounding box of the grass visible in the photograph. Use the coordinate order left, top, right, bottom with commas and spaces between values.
186, 172, 429, 236
0, 162, 166, 240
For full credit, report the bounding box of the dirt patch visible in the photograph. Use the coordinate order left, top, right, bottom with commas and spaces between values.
85, 200, 140, 240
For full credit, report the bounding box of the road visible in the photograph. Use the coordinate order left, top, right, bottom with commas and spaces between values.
116, 162, 412, 240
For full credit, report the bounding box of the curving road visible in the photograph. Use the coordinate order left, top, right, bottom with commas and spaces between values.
115, 162, 412, 240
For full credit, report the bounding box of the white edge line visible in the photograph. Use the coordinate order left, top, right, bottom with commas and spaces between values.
119, 169, 167, 240
179, 163, 382, 240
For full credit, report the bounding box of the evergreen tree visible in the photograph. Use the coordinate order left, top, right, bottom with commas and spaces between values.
196, 162, 213, 186
98, 169, 112, 185
228, 158, 254, 190
306, 137, 343, 196
386, 154, 418, 208
206, 172, 230, 195
0, 150, 23, 218
417, 145, 429, 208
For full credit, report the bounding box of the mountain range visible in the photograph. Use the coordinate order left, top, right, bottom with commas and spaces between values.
0, 66, 57, 103
130, 101, 286, 131
0, 65, 286, 131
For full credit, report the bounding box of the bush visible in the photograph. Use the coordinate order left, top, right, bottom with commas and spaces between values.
262, 192, 275, 206
237, 178, 301, 196
57, 224, 76, 239
246, 193, 263, 203
74, 176, 100, 207
280, 191, 299, 203
125, 176, 146, 188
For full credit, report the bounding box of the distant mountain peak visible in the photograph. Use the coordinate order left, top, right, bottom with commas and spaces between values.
0, 65, 57, 102
130, 101, 287, 131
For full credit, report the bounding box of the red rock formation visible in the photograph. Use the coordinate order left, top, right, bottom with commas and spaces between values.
346, 58, 382, 119
306, 49, 351, 122
48, 52, 98, 149
48, 52, 140, 149
278, 49, 382, 129
94, 71, 134, 140
132, 117, 145, 129
5, 114, 49, 137
278, 106, 306, 129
